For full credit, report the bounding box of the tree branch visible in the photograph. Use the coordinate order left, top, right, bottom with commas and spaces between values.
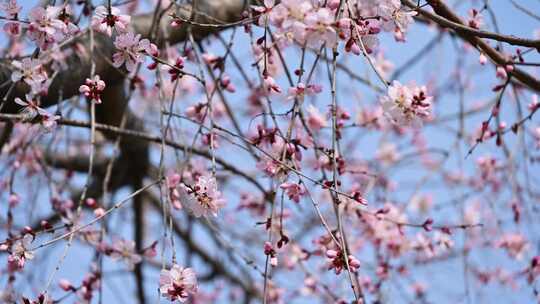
0, 1, 249, 113
402, 0, 540, 93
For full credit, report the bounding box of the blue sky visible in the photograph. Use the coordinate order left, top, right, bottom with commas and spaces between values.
2, 0, 540, 303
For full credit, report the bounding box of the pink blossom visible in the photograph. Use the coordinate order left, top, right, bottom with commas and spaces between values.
201, 52, 219, 65
40, 112, 61, 131
93, 207, 105, 217
79, 75, 106, 104
280, 182, 305, 203
306, 104, 327, 131
59, 279, 75, 292
112, 31, 157, 72
109, 239, 142, 270
143, 241, 158, 258
433, 231, 454, 254
534, 126, 540, 148
77, 271, 100, 303
476, 155, 500, 189
409, 193, 433, 214
168, 56, 186, 81
376, 142, 400, 166
14, 94, 49, 121
304, 8, 337, 47
412, 233, 435, 258
181, 175, 225, 217
220, 74, 236, 92
529, 94, 539, 112
257, 158, 282, 178
264, 241, 278, 266
379, 0, 417, 33
159, 264, 198, 302
464, 201, 481, 226
496, 66, 507, 79
11, 58, 47, 94
3, 21, 20, 36
139, 37, 159, 56
395, 27, 406, 42
360, 33, 380, 53
22, 293, 53, 304
327, 0, 340, 10
326, 249, 361, 274
167, 172, 182, 210
287, 82, 322, 100
496, 233, 529, 260
253, 44, 281, 76
301, 276, 317, 295
263, 75, 282, 93
185, 103, 207, 122
167, 172, 181, 188
467, 9, 484, 29
479, 53, 487, 65
85, 198, 97, 208
380, 81, 432, 127
201, 132, 219, 148
8, 193, 19, 207
350, 188, 368, 205
357, 105, 383, 129
348, 255, 361, 270
251, 0, 275, 26
268, 0, 313, 43
0, 0, 21, 18
345, 19, 381, 54
8, 234, 34, 271
252, 0, 275, 14
27, 6, 68, 49
91, 6, 131, 36
0, 0, 21, 36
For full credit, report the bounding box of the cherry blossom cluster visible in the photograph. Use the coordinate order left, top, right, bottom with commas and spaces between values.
0, 0, 538, 303
112, 31, 158, 72
79, 75, 106, 104
380, 80, 432, 127
252, 0, 416, 50
0, 0, 21, 35
160, 264, 198, 302
91, 6, 131, 36
11, 58, 48, 95
167, 173, 225, 218
1, 234, 35, 273
326, 249, 361, 274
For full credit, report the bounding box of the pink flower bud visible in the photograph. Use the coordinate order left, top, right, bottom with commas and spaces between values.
422, 218, 434, 232
264, 241, 273, 255
59, 279, 74, 291
8, 194, 19, 207
144, 246, 157, 258
328, 0, 340, 10
94, 207, 105, 217
167, 173, 181, 188
496, 66, 507, 79
348, 255, 361, 269
85, 198, 97, 208
479, 53, 487, 65
326, 249, 337, 259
